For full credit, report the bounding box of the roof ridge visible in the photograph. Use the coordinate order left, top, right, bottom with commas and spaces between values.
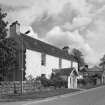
20, 34, 75, 61
21, 34, 63, 51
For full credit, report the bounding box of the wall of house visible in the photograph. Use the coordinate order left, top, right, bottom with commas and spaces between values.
62, 59, 71, 68
25, 49, 42, 78
45, 55, 59, 78
68, 71, 77, 89
25, 49, 78, 79
25, 49, 59, 78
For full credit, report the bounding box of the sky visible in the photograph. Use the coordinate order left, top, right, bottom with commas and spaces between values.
0, 0, 105, 66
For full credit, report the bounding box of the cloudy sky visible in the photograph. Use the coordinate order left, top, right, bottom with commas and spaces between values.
0, 0, 105, 66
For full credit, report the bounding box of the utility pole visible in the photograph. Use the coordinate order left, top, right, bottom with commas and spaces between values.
20, 30, 30, 95
20, 36, 24, 95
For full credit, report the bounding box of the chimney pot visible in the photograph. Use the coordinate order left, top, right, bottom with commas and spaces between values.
9, 21, 20, 37
62, 46, 70, 53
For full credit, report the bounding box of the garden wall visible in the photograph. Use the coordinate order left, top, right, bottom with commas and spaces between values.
0, 81, 41, 95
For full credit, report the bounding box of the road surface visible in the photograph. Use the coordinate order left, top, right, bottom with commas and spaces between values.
1, 86, 105, 105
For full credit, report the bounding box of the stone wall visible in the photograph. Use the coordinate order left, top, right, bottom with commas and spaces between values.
0, 81, 41, 95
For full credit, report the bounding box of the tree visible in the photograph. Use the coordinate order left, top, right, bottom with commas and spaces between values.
0, 8, 20, 81
99, 54, 105, 71
71, 48, 85, 71
0, 8, 8, 40
0, 8, 8, 80
0, 38, 18, 81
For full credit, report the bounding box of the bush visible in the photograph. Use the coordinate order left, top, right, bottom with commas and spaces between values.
36, 74, 68, 88
41, 78, 50, 87
78, 78, 87, 85
49, 77, 67, 88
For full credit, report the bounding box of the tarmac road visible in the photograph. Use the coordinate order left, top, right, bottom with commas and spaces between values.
1, 86, 105, 105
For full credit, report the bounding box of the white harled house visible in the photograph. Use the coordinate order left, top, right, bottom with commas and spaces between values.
9, 21, 79, 88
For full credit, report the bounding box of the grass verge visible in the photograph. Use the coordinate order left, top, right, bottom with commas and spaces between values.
0, 88, 80, 102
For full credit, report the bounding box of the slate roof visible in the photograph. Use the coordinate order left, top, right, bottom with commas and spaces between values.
53, 68, 78, 76
80, 69, 103, 77
86, 71, 103, 75
20, 34, 75, 61
88, 66, 103, 71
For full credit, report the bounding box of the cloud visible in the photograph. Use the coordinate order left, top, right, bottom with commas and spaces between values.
0, 0, 34, 7
62, 16, 92, 31
31, 3, 78, 37
1, 0, 71, 25
20, 26, 38, 39
69, 0, 92, 15
1, 0, 105, 66
43, 26, 98, 65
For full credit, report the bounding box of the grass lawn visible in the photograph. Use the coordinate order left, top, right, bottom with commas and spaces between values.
0, 88, 80, 102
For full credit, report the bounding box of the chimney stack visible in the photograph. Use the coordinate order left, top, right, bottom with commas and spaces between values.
62, 46, 70, 53
9, 21, 20, 37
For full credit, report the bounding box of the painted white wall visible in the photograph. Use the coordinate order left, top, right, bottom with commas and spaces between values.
68, 76, 71, 88
25, 49, 59, 78
25, 49, 44, 78
73, 62, 78, 72
25, 49, 78, 79
45, 55, 59, 78
68, 75, 74, 88
68, 71, 77, 89
62, 59, 71, 68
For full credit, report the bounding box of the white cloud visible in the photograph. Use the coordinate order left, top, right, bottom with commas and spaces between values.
20, 26, 38, 39
1, 0, 71, 25
69, 0, 92, 15
1, 0, 105, 66
43, 26, 98, 66
62, 16, 92, 31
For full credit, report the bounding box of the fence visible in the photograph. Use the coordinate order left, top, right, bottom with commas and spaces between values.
0, 80, 41, 96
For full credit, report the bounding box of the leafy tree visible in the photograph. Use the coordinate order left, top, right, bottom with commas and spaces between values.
0, 8, 20, 81
71, 48, 85, 71
0, 8, 8, 80
99, 54, 105, 71
0, 8, 8, 40
0, 38, 18, 81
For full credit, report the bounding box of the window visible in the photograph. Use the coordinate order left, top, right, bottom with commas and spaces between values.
41, 53, 46, 66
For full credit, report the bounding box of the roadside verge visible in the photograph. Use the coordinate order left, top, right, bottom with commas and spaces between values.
0, 88, 80, 102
